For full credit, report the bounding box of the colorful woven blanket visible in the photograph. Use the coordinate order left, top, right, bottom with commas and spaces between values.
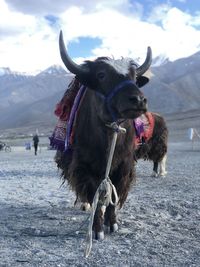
49, 78, 84, 151
133, 112, 155, 147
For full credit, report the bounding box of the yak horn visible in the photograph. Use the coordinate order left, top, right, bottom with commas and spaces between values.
59, 30, 89, 76
136, 46, 152, 77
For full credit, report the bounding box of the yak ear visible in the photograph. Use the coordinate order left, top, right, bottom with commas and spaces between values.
75, 74, 97, 90
75, 61, 99, 90
136, 76, 149, 88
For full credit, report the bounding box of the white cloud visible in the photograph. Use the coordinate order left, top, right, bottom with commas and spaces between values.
147, 4, 171, 23
0, 0, 200, 73
153, 6, 200, 59
60, 4, 200, 65
0, 0, 58, 73
0, 0, 36, 35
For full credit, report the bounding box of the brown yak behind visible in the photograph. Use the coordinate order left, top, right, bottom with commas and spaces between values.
135, 112, 168, 177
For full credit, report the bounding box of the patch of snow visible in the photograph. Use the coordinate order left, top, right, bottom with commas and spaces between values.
0, 67, 11, 76
0, 67, 34, 77
38, 65, 67, 76
152, 54, 169, 67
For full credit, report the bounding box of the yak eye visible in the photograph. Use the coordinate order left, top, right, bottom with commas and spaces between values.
96, 71, 106, 81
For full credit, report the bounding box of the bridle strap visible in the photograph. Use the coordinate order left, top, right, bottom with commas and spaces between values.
96, 80, 137, 122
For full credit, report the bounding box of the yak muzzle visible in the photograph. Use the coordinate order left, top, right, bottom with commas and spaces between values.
129, 95, 147, 110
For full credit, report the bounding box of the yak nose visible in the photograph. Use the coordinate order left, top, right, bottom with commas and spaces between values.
130, 95, 147, 107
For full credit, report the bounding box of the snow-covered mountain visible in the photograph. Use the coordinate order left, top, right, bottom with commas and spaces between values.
0, 67, 33, 78
0, 65, 73, 108
152, 55, 169, 67
0, 52, 200, 132
0, 65, 74, 131
0, 67, 12, 76
37, 65, 68, 76
143, 50, 200, 114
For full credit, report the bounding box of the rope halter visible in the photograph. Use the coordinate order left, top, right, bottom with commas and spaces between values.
96, 80, 138, 122
84, 122, 126, 258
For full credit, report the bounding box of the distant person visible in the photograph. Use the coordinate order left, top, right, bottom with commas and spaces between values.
0, 142, 3, 150
33, 134, 39, 155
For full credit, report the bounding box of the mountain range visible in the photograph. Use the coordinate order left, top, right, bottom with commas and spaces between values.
143, 50, 200, 114
0, 52, 200, 137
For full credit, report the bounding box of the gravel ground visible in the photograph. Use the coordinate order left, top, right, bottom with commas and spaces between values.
0, 142, 200, 267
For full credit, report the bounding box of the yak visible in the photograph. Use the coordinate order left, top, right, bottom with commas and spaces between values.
134, 112, 168, 177
56, 30, 152, 240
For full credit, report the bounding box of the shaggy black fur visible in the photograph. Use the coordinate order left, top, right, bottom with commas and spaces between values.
58, 89, 136, 208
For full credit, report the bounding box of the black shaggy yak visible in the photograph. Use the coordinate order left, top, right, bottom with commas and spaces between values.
134, 112, 168, 177
56, 30, 152, 240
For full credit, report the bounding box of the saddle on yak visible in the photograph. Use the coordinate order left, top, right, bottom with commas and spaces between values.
49, 78, 155, 152
49, 77, 86, 152
134, 112, 154, 148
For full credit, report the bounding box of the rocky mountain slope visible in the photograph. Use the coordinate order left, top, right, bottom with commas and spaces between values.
0, 66, 73, 130
0, 51, 200, 134
143, 50, 200, 114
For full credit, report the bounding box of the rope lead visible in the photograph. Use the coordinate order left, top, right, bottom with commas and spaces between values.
84, 122, 126, 258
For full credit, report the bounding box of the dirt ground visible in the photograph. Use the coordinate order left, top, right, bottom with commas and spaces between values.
0, 141, 200, 267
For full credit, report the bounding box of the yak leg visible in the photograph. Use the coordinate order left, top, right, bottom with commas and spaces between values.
70, 166, 104, 239
104, 204, 118, 233
81, 202, 91, 211
159, 154, 167, 176
93, 204, 105, 240
151, 161, 159, 177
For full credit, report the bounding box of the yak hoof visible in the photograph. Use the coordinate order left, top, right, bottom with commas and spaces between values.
104, 223, 118, 233
95, 231, 104, 240
151, 171, 158, 177
160, 171, 167, 177
110, 223, 118, 233
81, 202, 91, 211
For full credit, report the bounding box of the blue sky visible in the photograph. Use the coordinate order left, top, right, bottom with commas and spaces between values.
67, 37, 102, 58
140, 0, 198, 16
0, 0, 200, 73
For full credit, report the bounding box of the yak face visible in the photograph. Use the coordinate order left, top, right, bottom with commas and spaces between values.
87, 58, 148, 121
59, 30, 152, 122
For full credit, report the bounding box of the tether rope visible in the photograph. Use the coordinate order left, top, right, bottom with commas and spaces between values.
84, 122, 126, 258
